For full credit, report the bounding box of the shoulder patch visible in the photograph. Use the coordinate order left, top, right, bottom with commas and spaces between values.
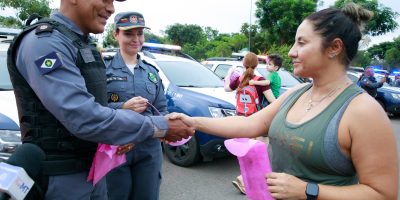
34, 52, 63, 75
148, 72, 158, 84
35, 24, 53, 35
142, 59, 159, 72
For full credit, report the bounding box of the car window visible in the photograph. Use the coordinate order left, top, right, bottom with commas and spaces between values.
0, 51, 12, 90
256, 68, 300, 87
156, 61, 223, 88
214, 64, 232, 79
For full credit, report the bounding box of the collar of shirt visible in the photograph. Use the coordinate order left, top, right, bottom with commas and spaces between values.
51, 11, 86, 38
112, 50, 146, 71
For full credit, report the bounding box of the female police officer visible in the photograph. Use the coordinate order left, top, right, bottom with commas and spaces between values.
105, 12, 167, 200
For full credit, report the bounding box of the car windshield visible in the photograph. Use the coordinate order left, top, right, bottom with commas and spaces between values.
0, 51, 13, 90
156, 61, 224, 88
256, 68, 301, 87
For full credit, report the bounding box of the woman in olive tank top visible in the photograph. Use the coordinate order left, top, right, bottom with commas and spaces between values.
167, 3, 398, 200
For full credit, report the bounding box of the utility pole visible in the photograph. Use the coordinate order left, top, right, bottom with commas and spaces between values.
249, 0, 252, 51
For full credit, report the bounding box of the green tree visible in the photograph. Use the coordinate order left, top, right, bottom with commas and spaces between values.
240, 22, 259, 51
385, 47, 400, 67
227, 33, 248, 53
165, 23, 206, 47
204, 26, 219, 41
102, 23, 117, 48
265, 44, 292, 72
351, 50, 371, 67
255, 0, 317, 45
182, 43, 208, 61
252, 30, 273, 54
334, 0, 399, 36
0, 16, 20, 28
368, 41, 398, 60
0, 0, 52, 28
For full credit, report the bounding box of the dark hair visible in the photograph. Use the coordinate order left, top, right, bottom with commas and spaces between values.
239, 52, 258, 90
268, 54, 283, 70
305, 3, 373, 65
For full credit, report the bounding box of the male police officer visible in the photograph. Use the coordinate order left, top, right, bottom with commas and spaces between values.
359, 67, 386, 97
7, 0, 194, 199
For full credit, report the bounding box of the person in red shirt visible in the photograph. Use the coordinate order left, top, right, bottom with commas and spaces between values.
225, 52, 276, 110
223, 52, 275, 194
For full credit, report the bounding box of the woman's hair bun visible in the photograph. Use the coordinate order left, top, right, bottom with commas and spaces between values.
342, 2, 373, 31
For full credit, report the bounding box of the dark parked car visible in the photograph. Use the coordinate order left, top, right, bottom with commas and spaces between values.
347, 71, 400, 116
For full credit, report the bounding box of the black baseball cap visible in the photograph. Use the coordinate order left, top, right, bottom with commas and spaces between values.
114, 11, 150, 30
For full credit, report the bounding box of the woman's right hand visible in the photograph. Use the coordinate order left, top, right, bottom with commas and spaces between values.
166, 112, 195, 128
122, 96, 148, 113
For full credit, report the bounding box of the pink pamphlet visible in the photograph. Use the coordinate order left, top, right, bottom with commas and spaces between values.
224, 138, 274, 200
87, 144, 126, 185
167, 136, 192, 146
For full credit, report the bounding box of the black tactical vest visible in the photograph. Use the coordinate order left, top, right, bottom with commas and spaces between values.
7, 19, 107, 175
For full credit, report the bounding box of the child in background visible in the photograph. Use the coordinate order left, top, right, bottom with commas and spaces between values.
249, 54, 283, 99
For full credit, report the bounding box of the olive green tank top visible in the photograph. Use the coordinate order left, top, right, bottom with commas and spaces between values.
268, 83, 363, 185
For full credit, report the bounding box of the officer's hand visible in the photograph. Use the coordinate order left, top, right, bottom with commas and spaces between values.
123, 96, 148, 113
163, 116, 195, 142
380, 77, 386, 83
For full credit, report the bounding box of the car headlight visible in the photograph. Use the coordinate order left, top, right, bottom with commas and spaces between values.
0, 130, 21, 153
208, 107, 236, 118
390, 93, 400, 100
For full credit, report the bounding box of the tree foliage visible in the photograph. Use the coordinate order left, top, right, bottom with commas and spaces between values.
351, 50, 372, 67
384, 47, 400, 67
0, 16, 20, 28
255, 0, 317, 45
0, 0, 52, 28
334, 0, 399, 36
368, 41, 399, 60
102, 23, 118, 48
165, 23, 206, 47
265, 44, 292, 71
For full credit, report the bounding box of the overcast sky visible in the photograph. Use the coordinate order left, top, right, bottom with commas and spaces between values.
49, 0, 399, 47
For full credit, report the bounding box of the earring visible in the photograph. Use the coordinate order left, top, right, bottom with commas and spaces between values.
329, 54, 336, 58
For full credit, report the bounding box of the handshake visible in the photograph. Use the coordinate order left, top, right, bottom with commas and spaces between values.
162, 113, 195, 143
117, 112, 194, 155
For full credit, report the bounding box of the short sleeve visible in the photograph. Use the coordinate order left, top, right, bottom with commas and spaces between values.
229, 75, 240, 90
256, 76, 270, 92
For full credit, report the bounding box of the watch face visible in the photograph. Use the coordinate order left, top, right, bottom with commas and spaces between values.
306, 183, 319, 196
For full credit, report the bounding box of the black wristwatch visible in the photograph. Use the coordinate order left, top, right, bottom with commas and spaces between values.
305, 182, 319, 200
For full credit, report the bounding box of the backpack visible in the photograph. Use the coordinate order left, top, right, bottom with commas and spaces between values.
236, 76, 261, 116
